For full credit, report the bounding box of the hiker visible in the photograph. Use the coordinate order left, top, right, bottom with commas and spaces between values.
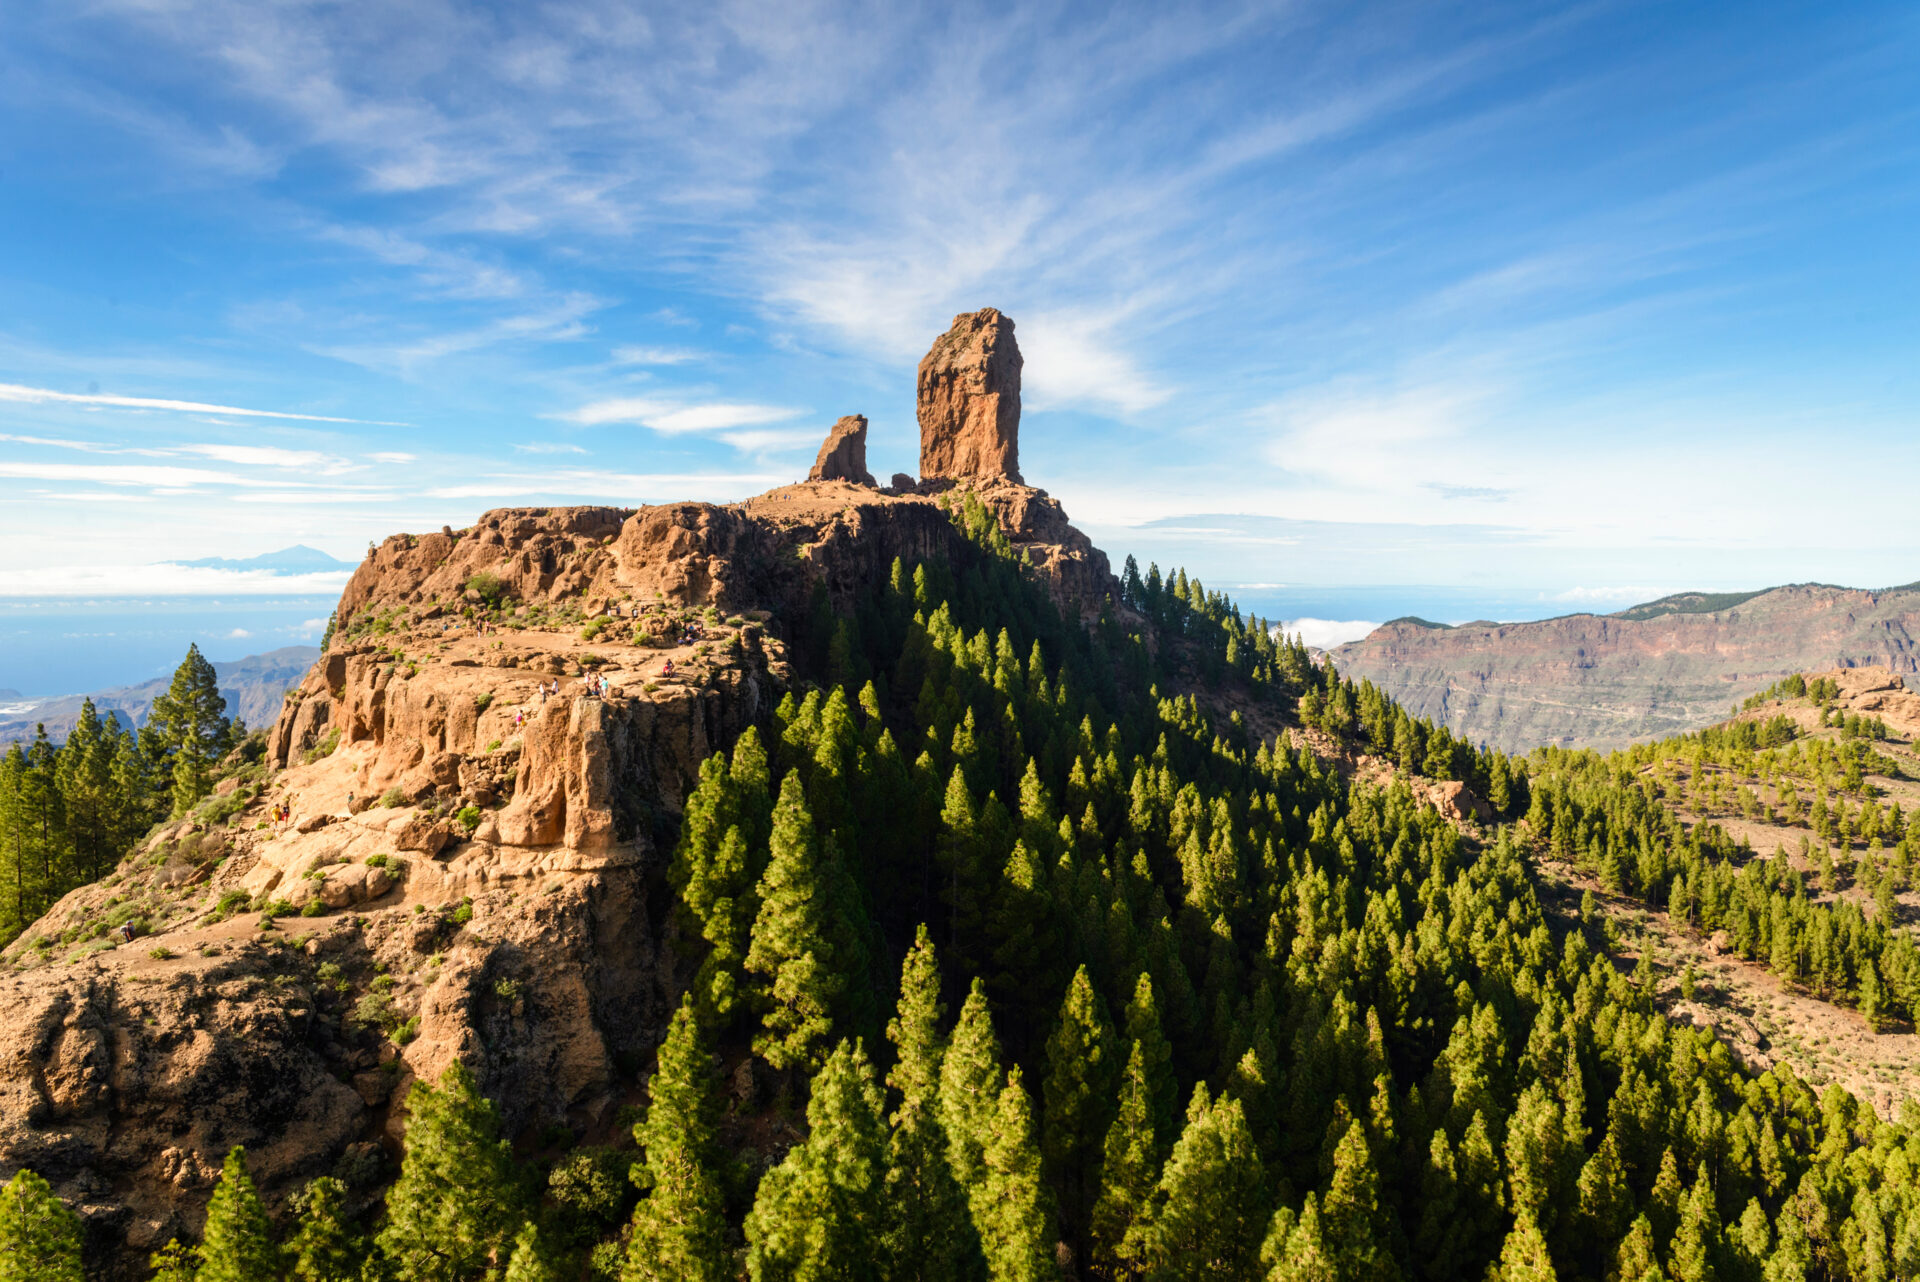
663, 658, 674, 678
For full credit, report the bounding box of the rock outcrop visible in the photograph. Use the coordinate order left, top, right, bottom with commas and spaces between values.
0, 310, 1118, 1277
918, 308, 1022, 484
807, 415, 875, 486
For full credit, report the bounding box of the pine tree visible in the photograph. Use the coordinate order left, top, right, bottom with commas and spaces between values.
1090, 1038, 1160, 1274
623, 996, 727, 1282
940, 979, 1006, 1192
0, 1168, 82, 1282
1123, 972, 1178, 1151
745, 1040, 891, 1281
149, 1241, 199, 1282
1484, 1212, 1556, 1282
376, 1063, 530, 1281
1041, 966, 1120, 1244
149, 643, 231, 816
1764, 1209, 1810, 1282
746, 772, 868, 1073
883, 927, 986, 1282
974, 1068, 1058, 1282
286, 1176, 365, 1282
199, 1147, 283, 1282
1123, 1086, 1267, 1280
1319, 1120, 1396, 1282
1262, 1196, 1338, 1282
503, 1222, 564, 1282
1668, 1165, 1720, 1282
1613, 1214, 1664, 1282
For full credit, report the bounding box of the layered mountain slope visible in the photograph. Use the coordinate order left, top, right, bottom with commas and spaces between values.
1332, 582, 1920, 752
0, 647, 319, 747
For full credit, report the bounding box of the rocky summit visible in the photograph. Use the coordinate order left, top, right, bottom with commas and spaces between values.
805, 415, 875, 486
917, 306, 1023, 484
0, 311, 1111, 1275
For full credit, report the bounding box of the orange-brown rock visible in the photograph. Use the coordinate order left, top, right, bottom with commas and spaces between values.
918, 307, 1022, 483
0, 308, 1125, 1276
807, 415, 875, 486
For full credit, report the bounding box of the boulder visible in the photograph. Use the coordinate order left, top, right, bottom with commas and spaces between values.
393, 816, 453, 856
889, 472, 916, 492
319, 862, 396, 908
1428, 780, 1494, 825
918, 308, 1022, 483
807, 415, 876, 486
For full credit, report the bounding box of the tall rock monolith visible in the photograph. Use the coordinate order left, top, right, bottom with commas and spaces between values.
917, 307, 1022, 484
808, 415, 876, 485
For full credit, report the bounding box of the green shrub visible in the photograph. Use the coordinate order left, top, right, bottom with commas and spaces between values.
302, 727, 342, 764
352, 990, 396, 1029
580, 620, 605, 641
474, 691, 493, 712
209, 889, 251, 922
494, 978, 521, 1000
379, 787, 406, 809
454, 806, 482, 834
365, 853, 390, 868
148, 946, 175, 960
393, 1015, 421, 1046
464, 572, 510, 607
450, 898, 474, 925
300, 898, 327, 918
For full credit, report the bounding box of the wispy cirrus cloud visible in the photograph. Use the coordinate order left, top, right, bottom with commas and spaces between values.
556, 397, 806, 434
611, 346, 706, 367
0, 382, 405, 425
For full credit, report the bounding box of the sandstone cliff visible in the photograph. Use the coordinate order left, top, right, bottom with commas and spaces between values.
0, 428, 1112, 1274
806, 415, 875, 486
1331, 582, 1920, 752
918, 308, 1022, 483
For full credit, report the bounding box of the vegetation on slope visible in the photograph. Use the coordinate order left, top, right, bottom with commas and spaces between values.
0, 644, 245, 948
1521, 675, 1920, 1032
12, 498, 1920, 1281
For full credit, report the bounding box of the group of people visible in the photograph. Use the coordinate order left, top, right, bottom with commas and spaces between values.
270, 796, 297, 830
581, 673, 615, 699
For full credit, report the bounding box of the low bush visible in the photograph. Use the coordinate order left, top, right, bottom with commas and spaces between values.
302, 727, 342, 764
464, 572, 510, 608
208, 889, 251, 922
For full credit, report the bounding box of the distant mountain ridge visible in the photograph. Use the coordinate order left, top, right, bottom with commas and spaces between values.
0, 646, 319, 747
170, 545, 354, 573
1331, 580, 1920, 752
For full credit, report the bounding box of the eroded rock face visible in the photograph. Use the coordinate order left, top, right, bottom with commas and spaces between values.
1333, 587, 1920, 752
918, 308, 1022, 483
807, 415, 876, 486
0, 306, 1123, 1276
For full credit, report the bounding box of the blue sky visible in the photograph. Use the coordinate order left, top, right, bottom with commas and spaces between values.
3, 0, 1919, 627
